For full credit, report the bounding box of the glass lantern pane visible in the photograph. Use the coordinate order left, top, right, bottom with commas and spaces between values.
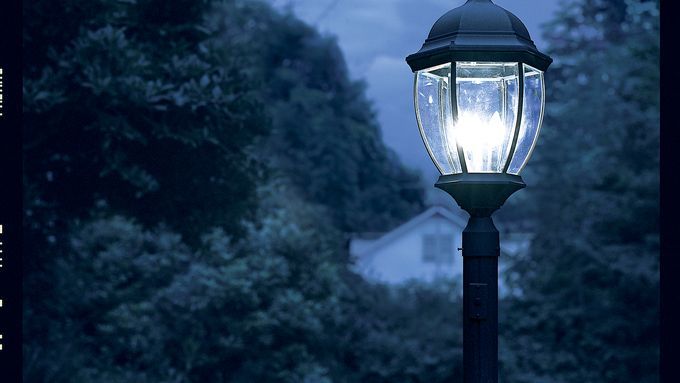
507, 64, 545, 175
415, 64, 462, 175
455, 62, 520, 173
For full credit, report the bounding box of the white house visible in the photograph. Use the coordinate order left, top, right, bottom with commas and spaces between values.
349, 206, 532, 297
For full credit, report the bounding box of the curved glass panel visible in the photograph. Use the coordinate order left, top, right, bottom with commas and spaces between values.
508, 64, 545, 175
414, 63, 461, 175
455, 62, 520, 173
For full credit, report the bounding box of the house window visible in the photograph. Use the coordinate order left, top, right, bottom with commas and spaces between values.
422, 234, 454, 263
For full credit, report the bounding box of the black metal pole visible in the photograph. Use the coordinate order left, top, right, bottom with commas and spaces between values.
462, 214, 499, 383
434, 173, 525, 383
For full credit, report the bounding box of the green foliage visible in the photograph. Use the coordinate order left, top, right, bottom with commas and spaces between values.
24, 216, 193, 382
23, 0, 439, 382
500, 1, 659, 382
89, 187, 344, 382
334, 280, 464, 382
23, 0, 267, 245
24, 190, 459, 382
204, 1, 425, 232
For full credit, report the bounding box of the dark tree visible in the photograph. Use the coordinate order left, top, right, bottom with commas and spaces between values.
500, 1, 659, 382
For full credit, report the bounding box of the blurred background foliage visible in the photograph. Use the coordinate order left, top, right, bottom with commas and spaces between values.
23, 0, 658, 382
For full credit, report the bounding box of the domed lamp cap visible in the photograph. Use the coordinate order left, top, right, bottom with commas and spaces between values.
406, 0, 552, 72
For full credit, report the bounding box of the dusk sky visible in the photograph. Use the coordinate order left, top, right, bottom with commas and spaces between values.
270, 0, 565, 202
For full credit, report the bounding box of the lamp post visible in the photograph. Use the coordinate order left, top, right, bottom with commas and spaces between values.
406, 1, 551, 382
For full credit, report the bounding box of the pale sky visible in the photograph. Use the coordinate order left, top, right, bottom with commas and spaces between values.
270, 0, 564, 201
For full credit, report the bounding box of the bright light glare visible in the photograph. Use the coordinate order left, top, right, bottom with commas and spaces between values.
447, 111, 506, 171
454, 62, 519, 173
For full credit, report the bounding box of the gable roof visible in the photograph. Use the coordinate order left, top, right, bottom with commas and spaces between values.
352, 205, 468, 257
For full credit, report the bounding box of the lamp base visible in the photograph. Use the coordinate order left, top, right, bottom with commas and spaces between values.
436, 173, 525, 383
435, 173, 525, 217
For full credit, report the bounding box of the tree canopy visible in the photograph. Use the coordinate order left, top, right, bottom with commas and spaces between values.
500, 1, 659, 382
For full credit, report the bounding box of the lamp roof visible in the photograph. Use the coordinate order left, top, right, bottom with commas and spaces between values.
406, 0, 552, 72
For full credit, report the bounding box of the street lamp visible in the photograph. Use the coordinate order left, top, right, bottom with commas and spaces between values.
406, 1, 551, 382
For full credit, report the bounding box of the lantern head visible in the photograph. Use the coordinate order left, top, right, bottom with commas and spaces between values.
406, 0, 552, 214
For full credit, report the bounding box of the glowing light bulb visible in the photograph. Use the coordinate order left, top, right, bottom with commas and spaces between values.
446, 111, 507, 172
457, 111, 503, 152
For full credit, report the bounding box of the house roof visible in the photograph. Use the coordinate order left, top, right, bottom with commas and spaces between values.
352, 205, 469, 257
